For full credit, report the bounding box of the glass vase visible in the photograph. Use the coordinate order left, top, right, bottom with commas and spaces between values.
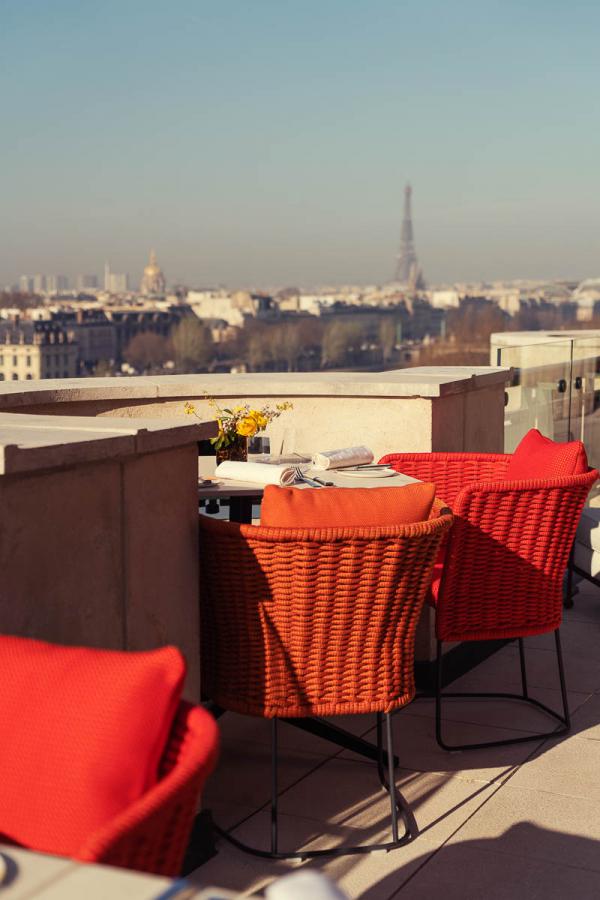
216, 436, 248, 466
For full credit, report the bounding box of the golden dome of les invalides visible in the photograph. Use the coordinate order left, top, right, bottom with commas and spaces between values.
139, 249, 166, 296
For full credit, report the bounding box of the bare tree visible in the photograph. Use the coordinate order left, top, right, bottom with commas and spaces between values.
320, 320, 363, 368
123, 332, 170, 373
171, 316, 212, 373
379, 317, 398, 364
277, 322, 304, 372
245, 329, 272, 371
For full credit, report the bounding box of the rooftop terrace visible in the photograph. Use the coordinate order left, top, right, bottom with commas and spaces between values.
2, 364, 600, 898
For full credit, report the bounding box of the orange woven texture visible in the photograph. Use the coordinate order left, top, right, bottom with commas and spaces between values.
437, 468, 598, 641
76, 703, 220, 876
379, 452, 511, 507
379, 452, 598, 642
198, 503, 453, 718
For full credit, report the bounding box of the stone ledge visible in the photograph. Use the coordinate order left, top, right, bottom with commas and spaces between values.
0, 414, 216, 475
0, 367, 511, 411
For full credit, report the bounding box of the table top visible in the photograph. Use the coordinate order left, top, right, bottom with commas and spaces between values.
198, 466, 418, 499
0, 844, 236, 899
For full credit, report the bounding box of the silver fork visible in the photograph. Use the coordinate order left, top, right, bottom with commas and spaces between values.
292, 465, 322, 487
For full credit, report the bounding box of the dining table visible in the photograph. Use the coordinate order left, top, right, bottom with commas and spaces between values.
198, 459, 419, 522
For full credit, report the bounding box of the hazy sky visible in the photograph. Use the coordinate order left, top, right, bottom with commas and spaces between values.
1, 0, 599, 288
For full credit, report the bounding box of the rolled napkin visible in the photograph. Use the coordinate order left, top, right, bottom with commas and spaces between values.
311, 445, 374, 470
215, 460, 297, 486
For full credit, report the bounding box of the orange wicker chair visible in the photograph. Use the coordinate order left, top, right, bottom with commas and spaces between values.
380, 451, 599, 751
198, 502, 453, 858
77, 702, 219, 874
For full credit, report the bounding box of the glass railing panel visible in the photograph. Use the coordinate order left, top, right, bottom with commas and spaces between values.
497, 339, 573, 453
571, 337, 600, 491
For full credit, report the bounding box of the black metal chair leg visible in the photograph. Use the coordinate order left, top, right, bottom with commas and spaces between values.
518, 638, 528, 699
271, 718, 278, 855
386, 713, 399, 843
435, 639, 445, 749
214, 711, 417, 859
555, 629, 571, 730
435, 631, 571, 752
565, 544, 575, 609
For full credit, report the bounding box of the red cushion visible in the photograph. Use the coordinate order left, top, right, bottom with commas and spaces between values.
0, 636, 185, 857
505, 429, 588, 480
260, 482, 436, 528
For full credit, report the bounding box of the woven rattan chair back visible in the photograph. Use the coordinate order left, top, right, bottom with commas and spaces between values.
198, 500, 453, 719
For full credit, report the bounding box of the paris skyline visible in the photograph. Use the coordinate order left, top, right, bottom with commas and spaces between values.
2, 0, 600, 287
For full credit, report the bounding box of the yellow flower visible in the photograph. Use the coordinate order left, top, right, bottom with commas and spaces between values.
184, 401, 196, 415
236, 416, 258, 437
250, 410, 268, 430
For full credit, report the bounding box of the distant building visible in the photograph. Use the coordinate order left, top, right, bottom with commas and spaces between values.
104, 262, 129, 294
33, 274, 46, 294
139, 250, 167, 296
51, 309, 117, 374
19, 275, 33, 294
104, 306, 185, 362
0, 319, 78, 381
187, 289, 276, 326
76, 274, 99, 291
428, 290, 461, 310
45, 275, 69, 294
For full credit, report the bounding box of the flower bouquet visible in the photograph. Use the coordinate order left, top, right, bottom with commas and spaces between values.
185, 396, 293, 464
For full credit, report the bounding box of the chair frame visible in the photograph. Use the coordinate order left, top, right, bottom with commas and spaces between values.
435, 632, 570, 751
380, 451, 598, 753
214, 714, 417, 860
198, 506, 452, 858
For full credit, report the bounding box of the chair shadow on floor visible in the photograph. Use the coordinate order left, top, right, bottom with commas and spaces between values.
356, 822, 600, 899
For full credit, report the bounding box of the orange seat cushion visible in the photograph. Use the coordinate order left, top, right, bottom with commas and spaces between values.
260, 482, 436, 528
505, 429, 588, 481
0, 636, 186, 857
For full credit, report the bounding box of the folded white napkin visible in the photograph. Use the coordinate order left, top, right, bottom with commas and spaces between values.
311, 446, 374, 470
215, 460, 297, 486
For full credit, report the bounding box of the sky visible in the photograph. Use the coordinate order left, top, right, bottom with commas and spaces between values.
1, 0, 599, 288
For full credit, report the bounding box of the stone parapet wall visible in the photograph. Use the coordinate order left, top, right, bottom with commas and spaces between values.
0, 366, 511, 677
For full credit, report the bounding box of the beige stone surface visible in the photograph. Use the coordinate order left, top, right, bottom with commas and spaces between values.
0, 413, 214, 474
0, 461, 125, 649
401, 689, 590, 734
0, 368, 511, 414
0, 442, 202, 698
123, 444, 201, 699
14, 858, 171, 900
0, 844, 77, 899
395, 840, 600, 900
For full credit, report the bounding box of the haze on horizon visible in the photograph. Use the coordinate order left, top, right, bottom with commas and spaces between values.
1, 0, 599, 289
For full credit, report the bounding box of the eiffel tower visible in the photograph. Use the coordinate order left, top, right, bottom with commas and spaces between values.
394, 183, 422, 285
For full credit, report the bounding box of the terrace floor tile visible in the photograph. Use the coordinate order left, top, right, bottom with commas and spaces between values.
202, 736, 329, 813
193, 581, 600, 899
356, 711, 543, 784
506, 732, 600, 803
276, 761, 498, 846
444, 784, 600, 873
392, 841, 600, 900
404, 689, 589, 734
